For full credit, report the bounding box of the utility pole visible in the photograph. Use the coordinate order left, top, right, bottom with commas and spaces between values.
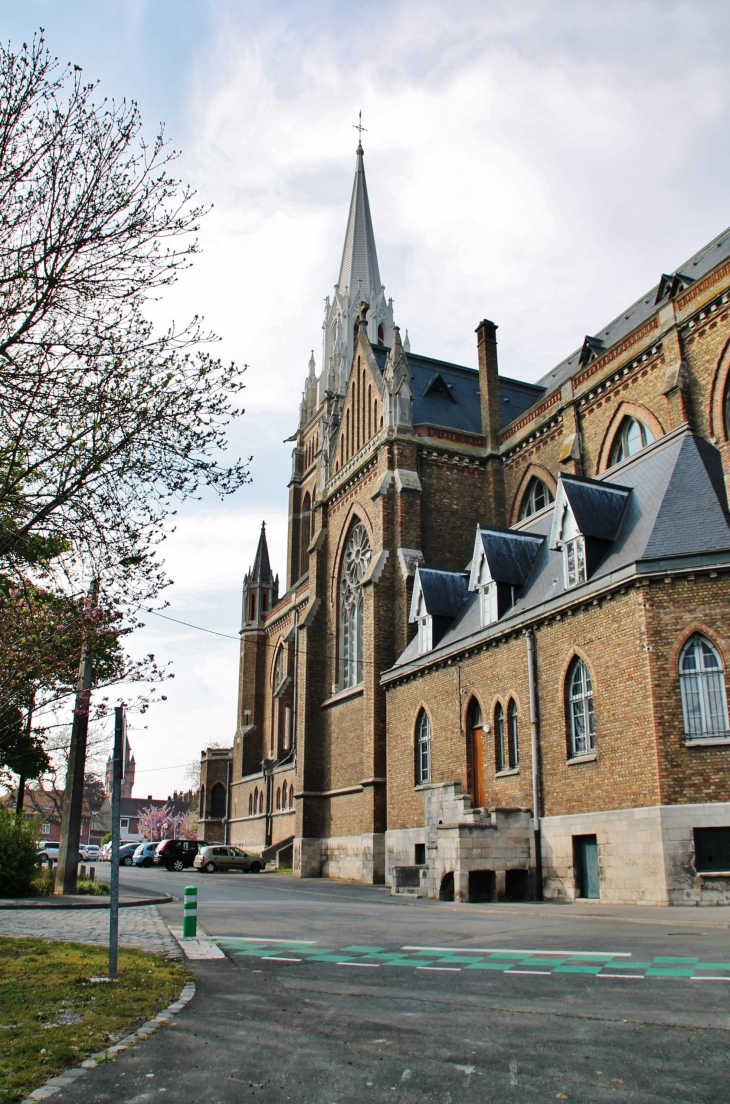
14, 695, 35, 818
55, 583, 97, 896
108, 704, 125, 979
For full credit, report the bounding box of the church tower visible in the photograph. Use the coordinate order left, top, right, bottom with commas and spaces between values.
318, 140, 395, 402
242, 523, 279, 627
104, 731, 135, 799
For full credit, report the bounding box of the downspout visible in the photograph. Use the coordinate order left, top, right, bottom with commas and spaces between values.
224, 757, 231, 845
291, 607, 299, 759
525, 628, 543, 900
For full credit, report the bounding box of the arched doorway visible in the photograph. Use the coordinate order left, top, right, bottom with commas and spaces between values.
467, 698, 485, 809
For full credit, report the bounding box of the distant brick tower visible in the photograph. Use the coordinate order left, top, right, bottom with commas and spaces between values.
104, 731, 135, 799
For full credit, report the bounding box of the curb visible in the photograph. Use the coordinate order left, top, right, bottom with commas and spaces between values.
20, 981, 196, 1102
0, 894, 173, 910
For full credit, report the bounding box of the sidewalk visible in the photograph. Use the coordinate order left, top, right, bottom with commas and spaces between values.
0, 905, 180, 959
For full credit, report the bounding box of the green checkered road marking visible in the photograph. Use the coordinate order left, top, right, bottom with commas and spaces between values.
212, 938, 730, 981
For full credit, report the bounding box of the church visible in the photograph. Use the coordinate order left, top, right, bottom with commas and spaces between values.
199, 140, 730, 906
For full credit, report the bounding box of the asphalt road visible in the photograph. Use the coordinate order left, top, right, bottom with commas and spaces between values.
57, 866, 730, 1103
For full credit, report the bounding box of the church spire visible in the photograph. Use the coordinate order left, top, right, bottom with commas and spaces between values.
317, 133, 396, 404
250, 522, 273, 585
337, 142, 381, 298
242, 522, 279, 627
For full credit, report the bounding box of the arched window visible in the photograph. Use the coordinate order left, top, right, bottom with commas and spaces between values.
519, 477, 554, 520
258, 790, 264, 815
609, 417, 654, 465
495, 702, 505, 772
467, 698, 485, 808
300, 492, 311, 578
273, 646, 285, 692
567, 658, 595, 758
200, 785, 205, 817
210, 782, 226, 819
253, 787, 259, 815
377, 323, 385, 344
248, 793, 253, 816
282, 781, 288, 809
679, 635, 730, 740
340, 521, 371, 688
415, 710, 431, 785
276, 786, 281, 811
508, 699, 519, 769
290, 785, 295, 809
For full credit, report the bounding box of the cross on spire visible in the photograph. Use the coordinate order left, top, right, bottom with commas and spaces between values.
353, 110, 367, 150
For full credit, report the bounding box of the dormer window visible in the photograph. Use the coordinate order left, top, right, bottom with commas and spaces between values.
415, 590, 433, 654
468, 525, 543, 625
564, 536, 586, 589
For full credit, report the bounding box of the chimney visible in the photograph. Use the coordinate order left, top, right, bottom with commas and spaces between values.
147, 794, 152, 801
476, 319, 501, 452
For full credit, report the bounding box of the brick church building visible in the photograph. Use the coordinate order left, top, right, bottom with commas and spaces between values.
199, 140, 730, 905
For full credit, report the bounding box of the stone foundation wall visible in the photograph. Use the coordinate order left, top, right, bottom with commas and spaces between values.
540, 801, 730, 905
293, 833, 385, 883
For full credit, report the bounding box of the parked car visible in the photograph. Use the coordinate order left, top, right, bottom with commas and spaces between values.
100, 842, 112, 861
193, 845, 263, 874
133, 841, 162, 867
117, 843, 138, 866
37, 841, 60, 865
154, 839, 200, 872
83, 844, 101, 861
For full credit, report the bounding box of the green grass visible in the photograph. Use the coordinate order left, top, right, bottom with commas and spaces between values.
0, 938, 192, 1103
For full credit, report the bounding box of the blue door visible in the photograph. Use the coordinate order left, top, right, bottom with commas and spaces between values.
575, 835, 600, 899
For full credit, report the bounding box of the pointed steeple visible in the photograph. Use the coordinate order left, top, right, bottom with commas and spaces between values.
242, 523, 279, 627
250, 522, 273, 585
316, 139, 396, 405
337, 143, 381, 296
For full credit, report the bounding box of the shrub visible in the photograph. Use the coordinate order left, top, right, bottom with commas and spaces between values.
0, 806, 41, 896
100, 832, 112, 846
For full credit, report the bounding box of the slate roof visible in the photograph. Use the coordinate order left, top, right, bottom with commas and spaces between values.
414, 568, 469, 619
390, 430, 730, 671
476, 528, 543, 585
370, 346, 545, 435
536, 225, 730, 394
558, 475, 631, 543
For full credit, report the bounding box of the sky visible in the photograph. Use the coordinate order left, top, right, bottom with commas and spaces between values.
2, 0, 729, 797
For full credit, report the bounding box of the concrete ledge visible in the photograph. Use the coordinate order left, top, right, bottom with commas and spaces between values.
0, 892, 173, 910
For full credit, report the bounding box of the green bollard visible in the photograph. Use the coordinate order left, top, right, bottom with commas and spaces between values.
182, 885, 197, 937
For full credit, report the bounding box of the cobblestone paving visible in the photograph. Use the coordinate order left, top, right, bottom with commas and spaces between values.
0, 906, 180, 959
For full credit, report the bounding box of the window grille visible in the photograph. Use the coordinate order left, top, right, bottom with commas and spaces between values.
564, 537, 586, 588
340, 522, 371, 688
568, 658, 595, 757
508, 699, 519, 769
519, 476, 554, 519
680, 635, 730, 740
495, 702, 506, 772
609, 417, 654, 465
415, 710, 431, 785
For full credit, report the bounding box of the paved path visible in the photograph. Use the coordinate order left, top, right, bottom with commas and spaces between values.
0, 905, 180, 959
37, 867, 730, 1103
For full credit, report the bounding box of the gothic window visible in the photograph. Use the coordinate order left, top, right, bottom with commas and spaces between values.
210, 782, 226, 819
300, 492, 311, 578
248, 793, 253, 816
253, 787, 258, 815
276, 786, 281, 811
609, 417, 654, 465
340, 521, 371, 688
289, 785, 295, 809
679, 635, 730, 740
495, 702, 506, 772
273, 646, 285, 692
519, 477, 554, 519
282, 781, 288, 808
508, 699, 519, 769
467, 698, 485, 808
258, 790, 264, 815
415, 710, 431, 785
377, 323, 385, 344
567, 658, 595, 758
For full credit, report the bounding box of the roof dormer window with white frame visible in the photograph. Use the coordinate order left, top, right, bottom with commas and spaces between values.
549, 474, 630, 592
409, 566, 468, 655
467, 525, 543, 625
414, 589, 433, 655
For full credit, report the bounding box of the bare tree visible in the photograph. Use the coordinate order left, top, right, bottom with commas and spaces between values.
0, 34, 249, 602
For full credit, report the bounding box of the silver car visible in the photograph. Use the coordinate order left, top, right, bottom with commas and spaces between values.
193, 845, 263, 874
